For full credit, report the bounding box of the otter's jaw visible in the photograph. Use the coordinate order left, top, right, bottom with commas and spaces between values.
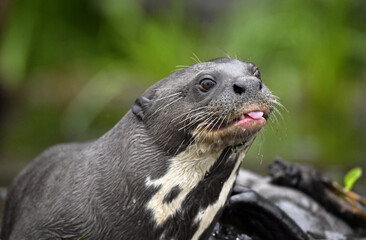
192, 104, 271, 147
232, 111, 266, 128
217, 107, 269, 131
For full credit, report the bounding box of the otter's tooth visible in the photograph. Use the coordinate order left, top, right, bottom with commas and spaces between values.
240, 115, 245, 120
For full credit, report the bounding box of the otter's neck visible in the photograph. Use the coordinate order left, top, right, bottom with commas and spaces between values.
144, 142, 248, 240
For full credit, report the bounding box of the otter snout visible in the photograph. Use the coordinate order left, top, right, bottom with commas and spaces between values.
233, 77, 263, 95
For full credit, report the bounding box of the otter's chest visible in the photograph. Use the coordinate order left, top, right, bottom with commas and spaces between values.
144, 146, 244, 240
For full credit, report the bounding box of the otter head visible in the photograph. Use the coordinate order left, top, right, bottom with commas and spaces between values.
132, 58, 274, 155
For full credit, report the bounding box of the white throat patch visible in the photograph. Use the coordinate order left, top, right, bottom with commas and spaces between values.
145, 143, 225, 225
191, 150, 245, 240
145, 142, 247, 239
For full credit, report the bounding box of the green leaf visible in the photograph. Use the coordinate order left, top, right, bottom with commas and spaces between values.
344, 167, 362, 191
77, 233, 88, 240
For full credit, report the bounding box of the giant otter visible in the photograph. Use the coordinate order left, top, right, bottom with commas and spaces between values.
1, 58, 274, 240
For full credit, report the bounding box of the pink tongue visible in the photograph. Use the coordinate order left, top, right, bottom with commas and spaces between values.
247, 111, 264, 119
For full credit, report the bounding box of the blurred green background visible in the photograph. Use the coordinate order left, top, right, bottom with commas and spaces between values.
0, 0, 365, 191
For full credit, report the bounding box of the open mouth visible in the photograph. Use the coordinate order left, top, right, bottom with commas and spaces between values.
192, 105, 271, 145
229, 110, 267, 129
210, 109, 269, 131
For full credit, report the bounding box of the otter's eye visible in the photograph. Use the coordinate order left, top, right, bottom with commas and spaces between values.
253, 66, 261, 79
199, 78, 216, 92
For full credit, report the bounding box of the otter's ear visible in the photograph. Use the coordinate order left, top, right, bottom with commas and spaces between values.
132, 96, 151, 121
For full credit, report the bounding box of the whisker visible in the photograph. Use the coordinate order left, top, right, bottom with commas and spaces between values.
270, 110, 279, 125
194, 120, 217, 143
175, 65, 189, 69
154, 92, 182, 101
205, 115, 222, 137
178, 111, 211, 131
198, 110, 230, 143
267, 118, 276, 132
192, 53, 202, 63
216, 112, 228, 130
273, 106, 284, 120
173, 107, 208, 124
271, 95, 288, 112
258, 132, 264, 165
152, 97, 183, 116
273, 100, 288, 113
153, 87, 182, 91
272, 94, 280, 100
173, 139, 186, 156
199, 115, 223, 143
162, 133, 174, 150
186, 116, 211, 134
224, 51, 232, 59
193, 115, 216, 139
179, 116, 205, 131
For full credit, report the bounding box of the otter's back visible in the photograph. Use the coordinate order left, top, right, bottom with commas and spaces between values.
1, 142, 92, 240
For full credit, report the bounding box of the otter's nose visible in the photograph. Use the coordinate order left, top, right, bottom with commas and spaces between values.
233, 77, 263, 95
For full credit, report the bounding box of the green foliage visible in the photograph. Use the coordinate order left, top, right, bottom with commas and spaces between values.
344, 167, 363, 191
76, 233, 88, 240
0, 0, 365, 169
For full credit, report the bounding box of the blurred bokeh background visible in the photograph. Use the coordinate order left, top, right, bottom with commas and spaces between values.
0, 0, 365, 204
